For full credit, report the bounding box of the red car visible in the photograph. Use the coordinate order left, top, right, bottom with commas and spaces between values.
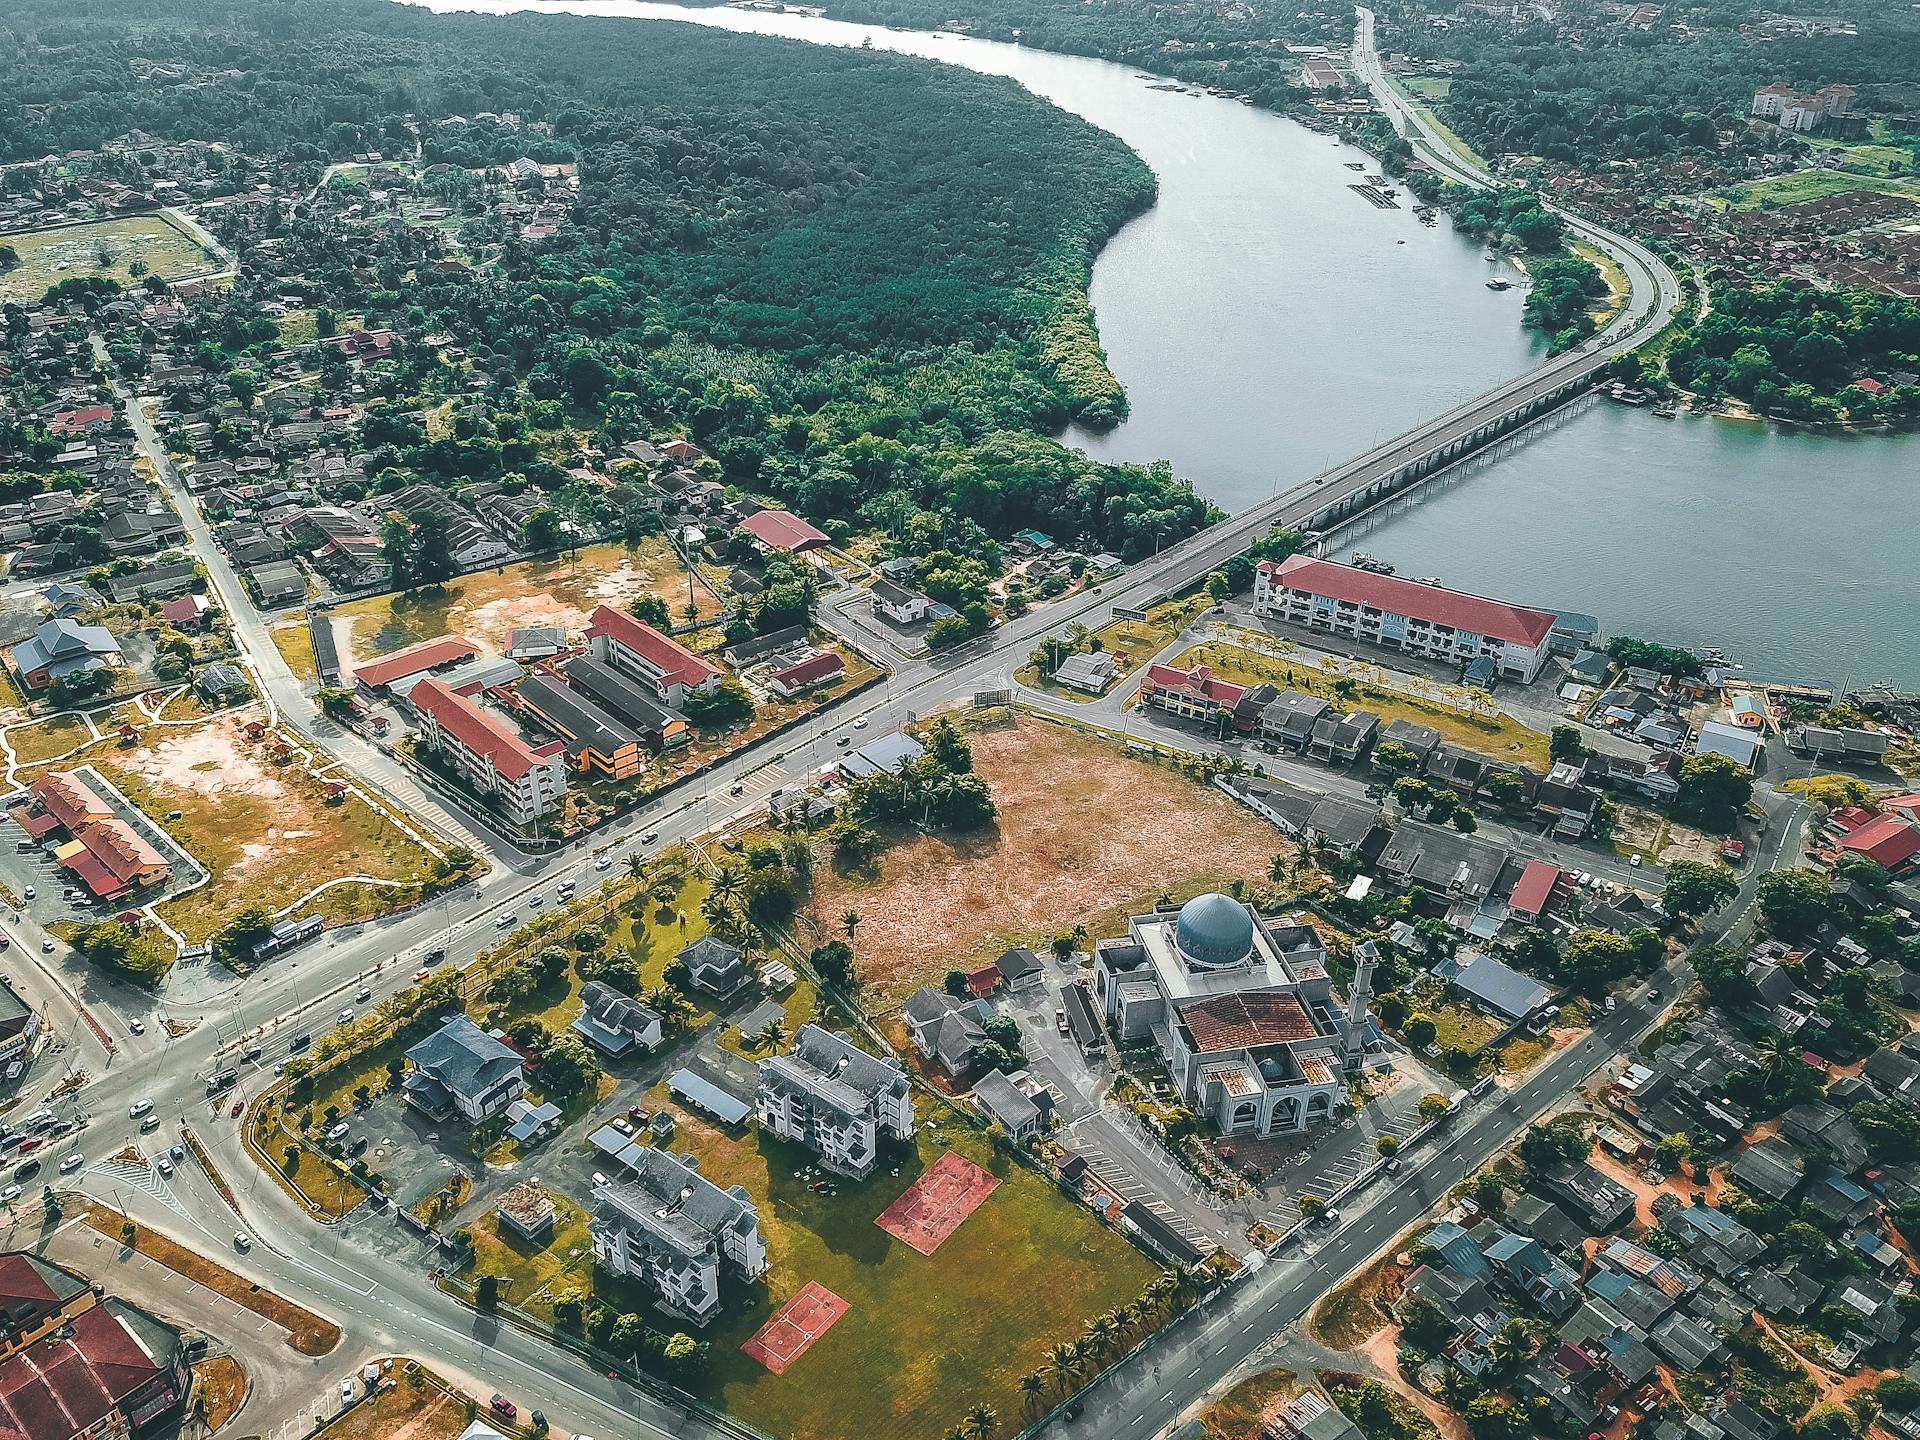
488, 1396, 516, 1419
229, 1100, 244, 1117
17, 1137, 43, 1154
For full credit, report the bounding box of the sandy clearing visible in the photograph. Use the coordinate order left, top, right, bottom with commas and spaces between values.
809, 718, 1292, 995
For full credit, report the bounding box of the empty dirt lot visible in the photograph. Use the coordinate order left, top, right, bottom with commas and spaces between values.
808, 716, 1293, 996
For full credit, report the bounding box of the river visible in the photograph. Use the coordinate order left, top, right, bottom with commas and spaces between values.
412, 0, 1917, 689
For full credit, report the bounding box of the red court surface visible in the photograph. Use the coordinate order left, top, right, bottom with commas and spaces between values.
874, 1150, 1000, 1255
741, 1282, 849, 1375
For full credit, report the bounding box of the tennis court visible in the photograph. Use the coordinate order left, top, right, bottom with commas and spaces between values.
874, 1150, 1000, 1255
740, 1281, 849, 1374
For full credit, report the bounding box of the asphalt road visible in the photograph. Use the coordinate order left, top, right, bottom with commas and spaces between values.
32, 17, 1709, 1433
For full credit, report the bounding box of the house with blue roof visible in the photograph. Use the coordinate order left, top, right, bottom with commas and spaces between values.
11, 617, 123, 690
1423, 1221, 1492, 1277
403, 1015, 524, 1123
1484, 1230, 1581, 1316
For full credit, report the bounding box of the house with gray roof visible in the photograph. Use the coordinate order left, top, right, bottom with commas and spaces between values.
902, 988, 987, 1076
1260, 690, 1331, 750
403, 1015, 524, 1123
1542, 1161, 1634, 1231
1435, 950, 1555, 1022
1484, 1230, 1580, 1315
590, 1149, 767, 1325
570, 981, 663, 1057
1729, 1138, 1802, 1201
1656, 1201, 1764, 1270
1649, 1312, 1729, 1371
11, 617, 122, 689
1504, 1193, 1587, 1256
973, 1068, 1043, 1142
756, 1024, 913, 1178
675, 935, 752, 1000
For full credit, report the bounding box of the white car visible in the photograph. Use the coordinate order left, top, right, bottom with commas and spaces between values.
129, 1099, 153, 1120
592, 855, 611, 871
0, 1185, 20, 1204
496, 913, 517, 929
340, 1380, 356, 1403
58, 1152, 84, 1173
156, 1158, 173, 1178
128, 1018, 146, 1035
336, 1008, 354, 1025
20, 888, 32, 901
355, 987, 372, 1003
234, 1233, 251, 1252
853, 718, 868, 729
592, 1171, 609, 1187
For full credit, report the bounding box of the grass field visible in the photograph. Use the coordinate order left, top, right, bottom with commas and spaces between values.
1403, 77, 1451, 99
1572, 241, 1630, 326
87, 710, 445, 941
514, 1112, 1159, 1440
270, 621, 320, 682
332, 539, 721, 663
807, 716, 1293, 997
313, 1368, 473, 1440
1168, 640, 1553, 769
0, 214, 219, 302
1796, 134, 1917, 177
1711, 169, 1920, 210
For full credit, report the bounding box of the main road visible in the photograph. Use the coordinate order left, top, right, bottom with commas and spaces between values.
38, 7, 1696, 1436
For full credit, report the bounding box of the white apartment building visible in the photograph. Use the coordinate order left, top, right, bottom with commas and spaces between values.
1750, 81, 1856, 131
590, 1150, 768, 1325
756, 1024, 914, 1178
1254, 555, 1556, 682
408, 677, 567, 824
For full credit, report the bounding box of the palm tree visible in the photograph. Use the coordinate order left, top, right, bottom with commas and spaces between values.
711, 865, 743, 903
1018, 1373, 1048, 1412
962, 1403, 997, 1440
1169, 1263, 1205, 1308
1045, 1342, 1080, 1393
754, 1017, 787, 1052
841, 910, 861, 941
625, 853, 647, 880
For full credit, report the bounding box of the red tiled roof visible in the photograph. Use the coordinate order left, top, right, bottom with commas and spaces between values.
584, 605, 720, 690
410, 678, 561, 782
57, 846, 127, 900
1142, 663, 1246, 707
49, 406, 113, 434
73, 820, 168, 887
738, 510, 829, 552
1261, 555, 1556, 647
0, 1302, 169, 1440
1829, 805, 1877, 834
1177, 991, 1317, 1051
1509, 860, 1562, 918
353, 635, 479, 689
159, 594, 205, 625
770, 652, 844, 688
28, 772, 111, 833
1839, 815, 1920, 868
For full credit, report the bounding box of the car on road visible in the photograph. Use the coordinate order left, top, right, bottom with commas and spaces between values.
356, 986, 372, 1002
641, 831, 659, 845
21, 888, 32, 901
129, 1099, 153, 1119
228, 1100, 243, 1117
233, 1233, 250, 1252
40, 940, 53, 954
289, 1034, 311, 1052
0, 936, 9, 951
1384, 1156, 1404, 1174
413, 968, 431, 983
496, 913, 517, 929
853, 717, 868, 729
836, 734, 851, 746
336, 1009, 354, 1025
140, 1115, 162, 1134
128, 1018, 145, 1035
593, 854, 611, 871
58, 1152, 83, 1173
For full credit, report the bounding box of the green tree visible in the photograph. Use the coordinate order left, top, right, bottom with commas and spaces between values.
1756, 868, 1832, 941
1549, 725, 1586, 763
1663, 859, 1737, 919
1674, 751, 1754, 830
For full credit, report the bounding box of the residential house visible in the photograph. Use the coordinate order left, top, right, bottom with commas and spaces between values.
1542, 1161, 1635, 1231
871, 579, 931, 625
569, 981, 663, 1057
1053, 651, 1117, 695
768, 652, 844, 700
675, 935, 752, 1000
1434, 951, 1555, 1022
11, 618, 123, 689
973, 1067, 1043, 1142
403, 1015, 525, 1122
1729, 1138, 1802, 1201
1262, 691, 1332, 750
902, 988, 987, 1076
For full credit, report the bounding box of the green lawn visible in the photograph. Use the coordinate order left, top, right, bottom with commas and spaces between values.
1712, 169, 1920, 210
562, 1113, 1159, 1440
1796, 134, 1917, 177
0, 214, 219, 302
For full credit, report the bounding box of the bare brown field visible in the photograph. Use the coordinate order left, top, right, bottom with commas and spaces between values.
808, 717, 1291, 996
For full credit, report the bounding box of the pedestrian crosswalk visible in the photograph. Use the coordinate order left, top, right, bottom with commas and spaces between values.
90, 1159, 192, 1222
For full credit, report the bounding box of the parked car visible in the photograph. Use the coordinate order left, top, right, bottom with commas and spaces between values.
58, 1152, 83, 1173
0, 1185, 19, 1204
40, 940, 53, 954
156, 1158, 173, 1178
21, 887, 33, 900
128, 1018, 145, 1035
489, 1396, 516, 1419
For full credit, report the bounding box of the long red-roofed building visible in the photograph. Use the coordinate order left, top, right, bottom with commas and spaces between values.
737, 509, 829, 554
410, 678, 567, 825
1255, 555, 1557, 681
1837, 814, 1920, 873
8, 772, 170, 900
0, 1253, 189, 1440
584, 604, 721, 709
352, 634, 480, 694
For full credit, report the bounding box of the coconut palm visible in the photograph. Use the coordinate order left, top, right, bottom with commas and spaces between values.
753, 1017, 787, 1052
962, 1403, 997, 1440
710, 865, 743, 902
1045, 1342, 1080, 1393
1018, 1373, 1048, 1412
841, 910, 861, 941
625, 853, 647, 880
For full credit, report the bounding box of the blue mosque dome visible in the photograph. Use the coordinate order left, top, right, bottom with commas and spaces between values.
1174, 892, 1255, 968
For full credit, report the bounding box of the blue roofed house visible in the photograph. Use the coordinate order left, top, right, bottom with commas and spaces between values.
43, 582, 102, 618
1435, 951, 1556, 1023
1484, 1230, 1581, 1316
570, 981, 663, 1057
12, 617, 123, 690
404, 1015, 525, 1123
1423, 1221, 1492, 1277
